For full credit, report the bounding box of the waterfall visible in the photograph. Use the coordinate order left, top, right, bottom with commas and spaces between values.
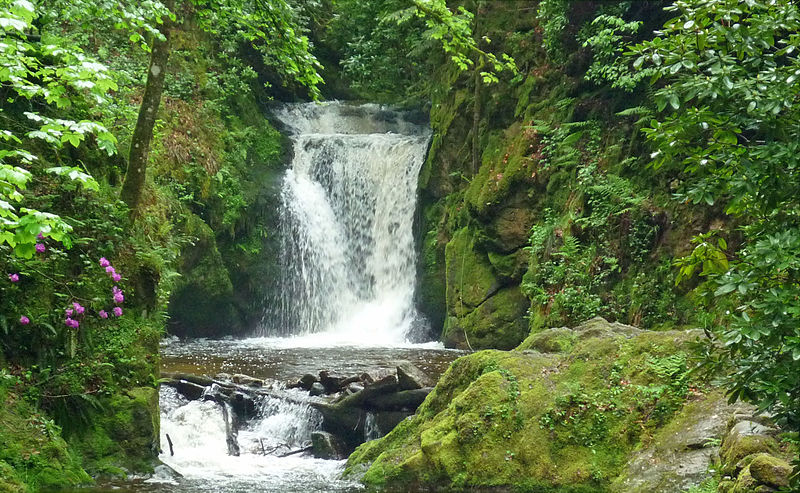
266, 102, 430, 344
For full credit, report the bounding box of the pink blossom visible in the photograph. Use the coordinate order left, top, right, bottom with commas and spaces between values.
105, 265, 115, 274
113, 291, 124, 304
65, 317, 79, 328
99, 310, 108, 319
19, 316, 29, 325
112, 273, 121, 282
35, 243, 45, 253
37, 233, 44, 240
99, 257, 110, 267
112, 307, 122, 317
112, 286, 121, 294
73, 302, 85, 315
8, 273, 19, 282
65, 308, 73, 317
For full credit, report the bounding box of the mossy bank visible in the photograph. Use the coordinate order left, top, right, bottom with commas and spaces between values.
345, 319, 794, 492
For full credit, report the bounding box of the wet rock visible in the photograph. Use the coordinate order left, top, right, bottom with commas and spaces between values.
396, 361, 431, 390
347, 383, 364, 394
367, 388, 432, 412
229, 391, 257, 420
165, 379, 206, 401
309, 382, 325, 397
319, 371, 347, 393
359, 372, 374, 385
232, 374, 263, 387
162, 372, 214, 387
311, 431, 346, 460
300, 373, 317, 390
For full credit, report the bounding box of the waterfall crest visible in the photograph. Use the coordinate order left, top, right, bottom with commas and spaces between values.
264, 102, 430, 344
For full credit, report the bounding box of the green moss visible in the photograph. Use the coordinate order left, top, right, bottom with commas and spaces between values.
721, 435, 779, 473
455, 286, 530, 350
516, 327, 577, 353
746, 453, 791, 489
68, 387, 159, 477
347, 326, 700, 491
0, 390, 91, 491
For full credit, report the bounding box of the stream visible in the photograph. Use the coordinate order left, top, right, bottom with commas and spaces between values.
73, 102, 453, 492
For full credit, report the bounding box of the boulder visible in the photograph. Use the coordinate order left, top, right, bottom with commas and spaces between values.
319, 371, 347, 394
396, 361, 431, 390
311, 431, 347, 460
747, 453, 791, 489
309, 382, 325, 397
367, 388, 433, 412
165, 379, 206, 401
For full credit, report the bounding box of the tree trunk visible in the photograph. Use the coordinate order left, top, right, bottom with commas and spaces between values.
120, 0, 174, 214
471, 1, 484, 176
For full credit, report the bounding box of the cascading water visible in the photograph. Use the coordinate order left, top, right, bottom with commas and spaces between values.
267, 102, 431, 344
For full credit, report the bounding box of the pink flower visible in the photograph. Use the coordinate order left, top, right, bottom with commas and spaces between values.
105, 265, 115, 274
19, 316, 29, 325
113, 292, 124, 304
112, 307, 122, 317
112, 286, 121, 294
8, 273, 19, 282
99, 310, 108, 319
37, 232, 44, 240
65, 317, 79, 328
65, 308, 73, 317
99, 257, 110, 267
35, 243, 45, 253
73, 302, 85, 315
112, 273, 121, 282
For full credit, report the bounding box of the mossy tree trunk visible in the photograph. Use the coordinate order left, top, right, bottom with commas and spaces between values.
120, 0, 175, 214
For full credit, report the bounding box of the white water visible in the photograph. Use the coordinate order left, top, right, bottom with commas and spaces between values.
157, 386, 357, 492
267, 102, 431, 345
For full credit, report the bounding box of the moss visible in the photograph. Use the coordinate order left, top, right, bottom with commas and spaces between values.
445, 227, 498, 313
516, 327, 577, 353
0, 391, 91, 491
347, 326, 700, 491
68, 387, 159, 477
721, 435, 779, 473
746, 453, 791, 489
454, 286, 530, 350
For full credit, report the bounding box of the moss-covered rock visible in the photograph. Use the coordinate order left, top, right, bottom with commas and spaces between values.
0, 391, 91, 491
68, 387, 160, 477
443, 286, 529, 350
746, 453, 791, 489
345, 323, 711, 491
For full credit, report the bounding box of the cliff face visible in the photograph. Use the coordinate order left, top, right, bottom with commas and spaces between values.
414, 1, 717, 349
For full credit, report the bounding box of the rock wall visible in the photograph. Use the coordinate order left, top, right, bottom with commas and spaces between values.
415, 1, 717, 349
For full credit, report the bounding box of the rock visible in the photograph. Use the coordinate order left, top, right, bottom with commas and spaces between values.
319, 371, 347, 393
309, 382, 325, 397
162, 372, 214, 387
729, 420, 775, 438
516, 327, 576, 353
396, 362, 431, 390
232, 374, 263, 387
359, 372, 374, 385
215, 373, 232, 382
311, 431, 346, 460
229, 391, 257, 420
164, 379, 206, 401
344, 329, 742, 492
347, 383, 364, 394
366, 388, 432, 412
300, 373, 317, 390
721, 429, 779, 473
612, 393, 749, 493
747, 454, 791, 489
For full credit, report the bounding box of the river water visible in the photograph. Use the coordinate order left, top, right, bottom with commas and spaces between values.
75, 103, 455, 492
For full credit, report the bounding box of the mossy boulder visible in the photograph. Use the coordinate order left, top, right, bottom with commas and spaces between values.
345, 323, 711, 491
445, 227, 499, 314
443, 286, 529, 350
68, 386, 160, 477
0, 391, 91, 491
747, 453, 791, 489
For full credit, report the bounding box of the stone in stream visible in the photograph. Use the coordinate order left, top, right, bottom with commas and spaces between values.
232, 374, 263, 387
300, 373, 317, 390
164, 379, 206, 401
311, 431, 346, 460
396, 361, 431, 390
309, 382, 326, 397
319, 371, 347, 394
